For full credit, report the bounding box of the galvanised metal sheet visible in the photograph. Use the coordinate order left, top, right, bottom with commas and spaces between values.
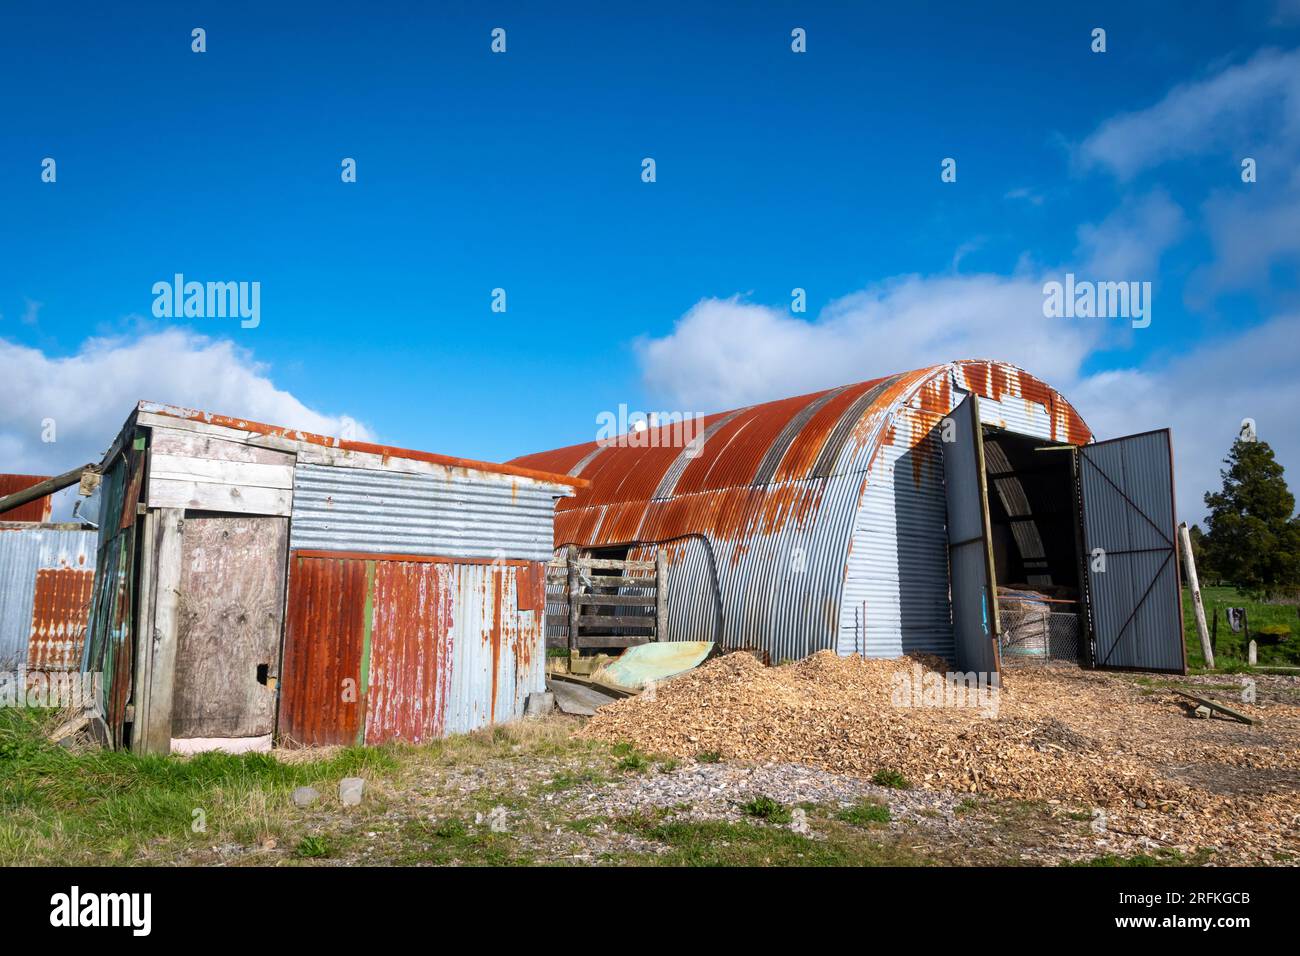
1078, 430, 1185, 673
840, 403, 952, 659
516, 361, 1093, 664
0, 526, 96, 669
289, 463, 563, 562
940, 393, 1001, 676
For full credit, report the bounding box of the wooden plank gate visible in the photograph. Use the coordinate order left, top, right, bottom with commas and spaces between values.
546, 550, 667, 651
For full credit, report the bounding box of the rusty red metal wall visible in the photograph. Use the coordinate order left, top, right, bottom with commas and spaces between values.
0, 474, 54, 522
365, 560, 455, 744
278, 554, 369, 746
26, 567, 95, 670
277, 551, 549, 746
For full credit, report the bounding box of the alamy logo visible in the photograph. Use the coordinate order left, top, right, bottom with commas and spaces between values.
152, 274, 260, 328
50, 886, 151, 936
596, 406, 706, 457
1042, 273, 1151, 329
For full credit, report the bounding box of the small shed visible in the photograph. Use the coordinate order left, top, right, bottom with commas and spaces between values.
81, 402, 581, 753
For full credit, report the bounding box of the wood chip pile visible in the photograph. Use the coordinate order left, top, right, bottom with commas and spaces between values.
581, 651, 1300, 863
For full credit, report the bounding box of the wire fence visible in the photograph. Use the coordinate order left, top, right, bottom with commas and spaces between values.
998, 597, 1079, 663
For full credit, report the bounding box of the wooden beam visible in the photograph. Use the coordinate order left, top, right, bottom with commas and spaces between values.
575, 615, 655, 630
0, 463, 96, 516
577, 594, 656, 607
655, 549, 667, 641
130, 511, 157, 754
1174, 691, 1256, 725
140, 508, 184, 754
573, 635, 653, 648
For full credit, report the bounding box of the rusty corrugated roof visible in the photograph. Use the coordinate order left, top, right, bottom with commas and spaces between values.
510, 360, 1092, 550
0, 474, 54, 522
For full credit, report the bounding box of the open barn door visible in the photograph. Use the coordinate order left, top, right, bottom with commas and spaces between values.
941, 392, 1001, 678
1077, 429, 1186, 673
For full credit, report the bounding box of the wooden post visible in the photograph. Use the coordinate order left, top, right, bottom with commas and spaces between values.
141, 508, 184, 755
130, 511, 157, 754
655, 549, 668, 642
566, 547, 580, 660
1178, 522, 1214, 669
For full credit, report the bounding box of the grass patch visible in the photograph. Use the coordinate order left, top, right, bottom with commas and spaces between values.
740, 795, 792, 824
1184, 586, 1300, 669
293, 835, 331, 858
0, 708, 397, 865
614, 816, 927, 866
1070, 847, 1214, 867
872, 769, 911, 789
837, 801, 891, 826
695, 750, 722, 763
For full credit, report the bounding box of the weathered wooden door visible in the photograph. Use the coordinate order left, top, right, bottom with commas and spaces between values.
172, 515, 288, 741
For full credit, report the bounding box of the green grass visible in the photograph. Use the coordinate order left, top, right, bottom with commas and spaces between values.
293, 835, 331, 858
740, 795, 792, 824
1069, 847, 1215, 867
837, 801, 892, 826
613, 815, 927, 866
871, 769, 911, 789
0, 707, 391, 865
695, 750, 722, 763
1183, 586, 1300, 669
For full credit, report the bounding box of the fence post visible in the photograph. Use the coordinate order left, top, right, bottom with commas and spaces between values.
567, 547, 580, 656
655, 549, 667, 642
1178, 522, 1213, 669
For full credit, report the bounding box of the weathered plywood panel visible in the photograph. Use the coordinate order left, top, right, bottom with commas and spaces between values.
278, 554, 369, 746
147, 477, 292, 516
172, 515, 288, 738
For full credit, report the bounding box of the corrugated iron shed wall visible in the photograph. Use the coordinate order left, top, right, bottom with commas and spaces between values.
0, 474, 55, 522
279, 552, 546, 745
0, 525, 97, 669
289, 462, 567, 562
512, 360, 1092, 663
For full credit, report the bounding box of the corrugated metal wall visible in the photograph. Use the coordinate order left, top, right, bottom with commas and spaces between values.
289, 463, 564, 562
278, 551, 546, 745
0, 526, 97, 669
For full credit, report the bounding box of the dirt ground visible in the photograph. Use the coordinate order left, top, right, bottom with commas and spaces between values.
581, 652, 1300, 865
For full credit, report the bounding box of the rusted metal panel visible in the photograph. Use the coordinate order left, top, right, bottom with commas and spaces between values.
0, 474, 54, 522
26, 567, 95, 671
365, 559, 455, 744
0, 525, 97, 669
279, 551, 546, 745
278, 553, 369, 746
514, 360, 1094, 664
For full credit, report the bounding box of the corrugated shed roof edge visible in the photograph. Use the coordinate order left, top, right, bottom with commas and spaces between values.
120, 401, 587, 490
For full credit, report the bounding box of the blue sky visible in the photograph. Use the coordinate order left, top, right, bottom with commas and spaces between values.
1, 2, 1298, 520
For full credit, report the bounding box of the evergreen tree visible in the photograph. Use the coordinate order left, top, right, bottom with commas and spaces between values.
1202, 437, 1300, 598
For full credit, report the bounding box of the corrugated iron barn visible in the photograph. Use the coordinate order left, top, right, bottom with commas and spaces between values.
512, 359, 1186, 677
0, 475, 98, 674
80, 402, 580, 753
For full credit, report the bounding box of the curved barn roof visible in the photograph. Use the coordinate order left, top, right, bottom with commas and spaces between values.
510, 359, 1091, 552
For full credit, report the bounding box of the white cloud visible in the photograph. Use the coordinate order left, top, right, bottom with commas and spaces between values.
0, 329, 372, 489
1075, 190, 1187, 279
1069, 313, 1300, 525
1078, 47, 1300, 180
